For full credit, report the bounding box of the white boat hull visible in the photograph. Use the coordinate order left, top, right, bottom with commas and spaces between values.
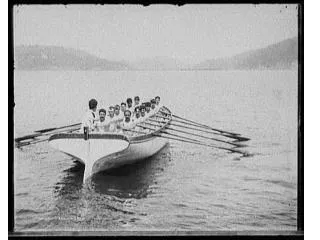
92, 136, 168, 174
49, 106, 172, 181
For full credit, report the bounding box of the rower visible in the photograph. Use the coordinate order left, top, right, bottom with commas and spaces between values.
94, 108, 108, 132
120, 102, 126, 120
134, 96, 140, 108
120, 102, 126, 113
120, 110, 135, 134
136, 105, 152, 133
106, 106, 117, 132
145, 102, 152, 116
149, 99, 157, 116
114, 104, 121, 122
126, 98, 134, 114
132, 106, 141, 124
139, 105, 146, 121
155, 96, 162, 111
80, 98, 99, 132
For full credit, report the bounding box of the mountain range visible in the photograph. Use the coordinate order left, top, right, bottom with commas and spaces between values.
14, 45, 131, 70
194, 37, 298, 70
14, 37, 298, 71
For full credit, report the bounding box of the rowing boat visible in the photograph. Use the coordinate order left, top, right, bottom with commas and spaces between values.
48, 106, 172, 182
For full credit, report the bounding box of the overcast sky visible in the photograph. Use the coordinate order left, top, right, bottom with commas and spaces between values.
14, 4, 298, 64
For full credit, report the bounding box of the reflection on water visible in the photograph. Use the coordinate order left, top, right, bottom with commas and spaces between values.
54, 144, 171, 200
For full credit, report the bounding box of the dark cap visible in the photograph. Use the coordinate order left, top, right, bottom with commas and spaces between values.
155, 96, 160, 100
134, 96, 140, 101
99, 108, 106, 114
89, 99, 98, 110
139, 105, 146, 110
126, 98, 132, 104
145, 102, 151, 107
121, 102, 126, 106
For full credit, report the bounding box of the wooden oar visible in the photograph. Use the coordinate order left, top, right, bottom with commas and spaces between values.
15, 138, 49, 148
34, 123, 81, 133
125, 126, 248, 155
15, 127, 81, 148
155, 131, 246, 155
159, 110, 242, 136
14, 133, 43, 142
141, 121, 241, 147
137, 123, 245, 155
15, 125, 81, 143
149, 117, 250, 142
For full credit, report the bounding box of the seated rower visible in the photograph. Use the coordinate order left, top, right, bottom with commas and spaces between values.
106, 106, 118, 132
139, 105, 147, 121
126, 98, 134, 114
120, 102, 126, 120
132, 106, 142, 124
150, 99, 157, 113
154, 96, 162, 111
80, 98, 99, 132
120, 110, 135, 135
94, 108, 108, 133
114, 104, 122, 122
134, 96, 140, 108
145, 102, 152, 116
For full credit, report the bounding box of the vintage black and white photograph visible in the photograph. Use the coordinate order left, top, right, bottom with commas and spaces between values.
12, 4, 300, 234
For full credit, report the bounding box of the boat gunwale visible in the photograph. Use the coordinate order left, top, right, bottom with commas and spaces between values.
48, 132, 130, 142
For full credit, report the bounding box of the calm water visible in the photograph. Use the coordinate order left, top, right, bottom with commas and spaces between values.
13, 70, 297, 232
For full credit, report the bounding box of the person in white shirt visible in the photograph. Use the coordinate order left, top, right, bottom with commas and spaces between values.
134, 96, 140, 108
114, 104, 122, 122
126, 98, 134, 114
94, 108, 109, 133
139, 105, 147, 121
145, 102, 152, 116
119, 102, 126, 121
132, 106, 142, 125
148, 99, 157, 116
154, 96, 162, 111
120, 110, 135, 135
80, 98, 98, 132
106, 106, 118, 132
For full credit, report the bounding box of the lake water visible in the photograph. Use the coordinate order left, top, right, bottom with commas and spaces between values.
13, 70, 298, 232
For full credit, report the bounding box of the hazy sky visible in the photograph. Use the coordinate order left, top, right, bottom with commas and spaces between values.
14, 4, 298, 64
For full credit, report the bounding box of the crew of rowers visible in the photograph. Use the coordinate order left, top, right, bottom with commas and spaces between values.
80, 96, 163, 134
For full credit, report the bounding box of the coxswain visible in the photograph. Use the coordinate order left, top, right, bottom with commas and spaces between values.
80, 98, 99, 132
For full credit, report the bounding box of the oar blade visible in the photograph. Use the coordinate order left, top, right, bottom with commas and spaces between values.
15, 133, 42, 142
